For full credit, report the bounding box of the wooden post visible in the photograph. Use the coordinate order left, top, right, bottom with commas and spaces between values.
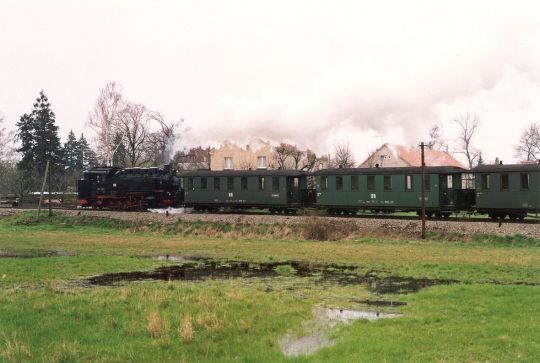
420, 142, 426, 239
48, 158, 52, 217
37, 160, 50, 218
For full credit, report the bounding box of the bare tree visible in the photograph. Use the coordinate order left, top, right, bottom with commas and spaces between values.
290, 147, 305, 170
174, 146, 212, 170
88, 82, 124, 166
117, 102, 149, 167
332, 142, 355, 168
273, 143, 296, 169
147, 112, 182, 165
453, 113, 480, 169
427, 124, 447, 151
515, 123, 540, 161
0, 115, 15, 162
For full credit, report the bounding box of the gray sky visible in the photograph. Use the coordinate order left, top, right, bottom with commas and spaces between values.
1, 0, 540, 164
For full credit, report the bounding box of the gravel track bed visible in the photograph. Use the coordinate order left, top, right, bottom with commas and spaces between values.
5, 208, 540, 239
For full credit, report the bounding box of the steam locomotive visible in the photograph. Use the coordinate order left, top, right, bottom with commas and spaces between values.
77, 165, 181, 210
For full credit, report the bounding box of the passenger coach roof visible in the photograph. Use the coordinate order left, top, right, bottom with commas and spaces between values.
472, 164, 540, 173
313, 166, 467, 176
178, 169, 306, 177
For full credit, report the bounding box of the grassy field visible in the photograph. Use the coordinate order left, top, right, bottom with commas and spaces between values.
0, 212, 539, 362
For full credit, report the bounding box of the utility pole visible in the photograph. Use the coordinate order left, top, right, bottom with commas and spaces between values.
420, 142, 426, 239
48, 157, 52, 217
37, 160, 50, 218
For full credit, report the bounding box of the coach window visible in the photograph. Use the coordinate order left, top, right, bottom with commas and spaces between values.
227, 177, 234, 191
336, 176, 343, 191
501, 174, 509, 191
214, 177, 221, 191
351, 175, 359, 191
384, 175, 392, 191
272, 177, 280, 192
201, 177, 207, 190
241, 177, 248, 190
405, 175, 413, 191
447, 175, 453, 188
258, 177, 265, 191
188, 177, 194, 191
481, 174, 490, 190
367, 175, 375, 191
521, 173, 530, 190
424, 174, 431, 191
321, 176, 328, 190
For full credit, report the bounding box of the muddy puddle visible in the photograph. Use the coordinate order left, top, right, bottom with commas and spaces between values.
84, 259, 456, 294
280, 306, 401, 357
0, 249, 70, 258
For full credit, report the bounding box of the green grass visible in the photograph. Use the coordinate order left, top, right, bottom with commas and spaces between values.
0, 212, 539, 362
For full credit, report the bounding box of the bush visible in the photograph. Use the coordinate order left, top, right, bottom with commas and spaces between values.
302, 216, 356, 241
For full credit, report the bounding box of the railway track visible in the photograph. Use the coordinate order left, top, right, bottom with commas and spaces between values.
5, 206, 540, 224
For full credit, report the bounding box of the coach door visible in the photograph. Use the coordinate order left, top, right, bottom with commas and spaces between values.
439, 174, 454, 209
287, 177, 300, 204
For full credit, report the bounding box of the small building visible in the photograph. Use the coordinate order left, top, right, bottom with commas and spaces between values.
359, 143, 464, 168
210, 140, 275, 171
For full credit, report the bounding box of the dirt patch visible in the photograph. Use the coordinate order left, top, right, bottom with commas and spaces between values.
84, 259, 457, 294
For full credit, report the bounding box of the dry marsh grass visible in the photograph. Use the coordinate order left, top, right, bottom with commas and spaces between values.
0, 333, 32, 361
179, 315, 194, 343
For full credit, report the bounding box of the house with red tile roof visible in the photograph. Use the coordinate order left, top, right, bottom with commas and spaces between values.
359, 143, 465, 168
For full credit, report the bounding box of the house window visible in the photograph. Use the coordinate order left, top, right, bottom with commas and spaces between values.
257, 156, 267, 169
241, 177, 248, 190
336, 176, 343, 191
384, 175, 392, 191
447, 175, 453, 188
405, 175, 412, 191
481, 174, 490, 190
521, 173, 529, 190
258, 177, 265, 190
272, 177, 280, 192
201, 177, 207, 190
351, 175, 359, 191
214, 177, 221, 191
367, 175, 375, 191
188, 177, 194, 191
227, 177, 234, 191
224, 157, 233, 170
321, 176, 328, 190
501, 174, 509, 191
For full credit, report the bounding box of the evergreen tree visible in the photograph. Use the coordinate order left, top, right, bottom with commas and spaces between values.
32, 91, 63, 174
63, 130, 79, 173
16, 113, 35, 171
77, 134, 98, 169
477, 152, 484, 166
15, 91, 64, 190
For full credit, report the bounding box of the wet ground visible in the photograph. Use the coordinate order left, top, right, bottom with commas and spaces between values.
84, 258, 457, 295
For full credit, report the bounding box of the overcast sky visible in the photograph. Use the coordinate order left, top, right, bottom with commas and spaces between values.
1, 0, 540, 165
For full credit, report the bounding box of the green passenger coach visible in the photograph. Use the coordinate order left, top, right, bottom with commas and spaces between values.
313, 166, 469, 216
179, 169, 311, 213
473, 164, 540, 219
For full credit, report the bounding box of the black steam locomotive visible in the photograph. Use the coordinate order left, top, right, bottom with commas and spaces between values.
77, 165, 181, 210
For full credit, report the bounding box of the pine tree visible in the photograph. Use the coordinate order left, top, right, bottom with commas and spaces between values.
477, 152, 484, 166
16, 113, 35, 171
77, 134, 98, 170
63, 130, 79, 173
15, 91, 64, 190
